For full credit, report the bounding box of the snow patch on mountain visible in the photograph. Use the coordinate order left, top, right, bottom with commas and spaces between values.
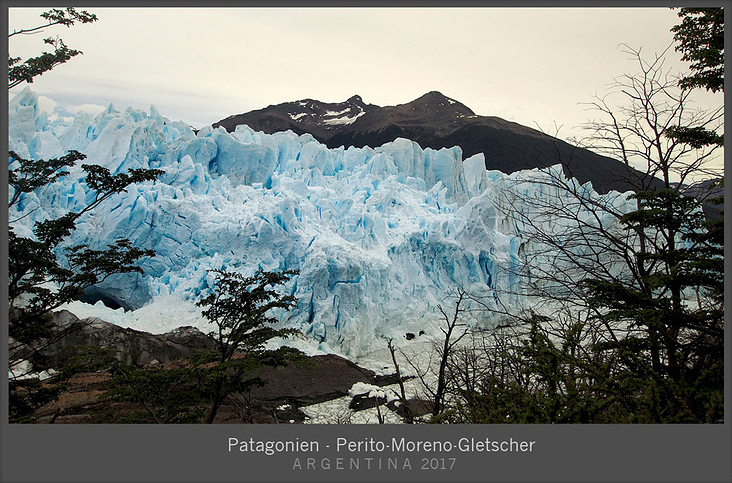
321, 110, 365, 125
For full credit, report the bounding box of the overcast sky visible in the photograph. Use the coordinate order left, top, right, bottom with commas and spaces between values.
7, 6, 724, 174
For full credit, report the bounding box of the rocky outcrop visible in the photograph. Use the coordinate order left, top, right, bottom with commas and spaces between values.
250, 353, 379, 407
33, 310, 217, 368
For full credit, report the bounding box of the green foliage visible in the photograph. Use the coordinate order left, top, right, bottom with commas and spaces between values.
38, 7, 98, 27
197, 269, 300, 362
81, 164, 163, 206
7, 10, 162, 330
8, 153, 162, 311
663, 126, 723, 149
65, 239, 156, 287
8, 7, 98, 89
6, 8, 304, 425
8, 378, 66, 424
8, 150, 84, 208
666, 8, 724, 150
671, 7, 724, 93
9, 37, 82, 90
6, 8, 171, 424
104, 363, 206, 424
196, 269, 302, 423
457, 14, 727, 424
682, 179, 724, 303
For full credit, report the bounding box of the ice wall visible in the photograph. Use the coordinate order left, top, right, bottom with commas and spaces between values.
8, 88, 632, 356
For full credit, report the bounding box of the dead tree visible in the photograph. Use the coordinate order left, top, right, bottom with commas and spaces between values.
433, 288, 470, 416
385, 337, 413, 423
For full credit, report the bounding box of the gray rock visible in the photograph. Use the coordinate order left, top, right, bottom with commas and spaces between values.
349, 392, 388, 411
35, 310, 217, 368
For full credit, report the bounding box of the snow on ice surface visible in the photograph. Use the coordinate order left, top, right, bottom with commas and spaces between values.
324, 108, 350, 117
8, 87, 635, 359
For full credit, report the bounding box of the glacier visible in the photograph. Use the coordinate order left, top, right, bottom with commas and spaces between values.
7, 88, 635, 357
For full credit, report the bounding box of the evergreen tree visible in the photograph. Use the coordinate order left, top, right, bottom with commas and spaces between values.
582, 189, 723, 422
671, 7, 724, 93
666, 7, 724, 150
447, 13, 724, 424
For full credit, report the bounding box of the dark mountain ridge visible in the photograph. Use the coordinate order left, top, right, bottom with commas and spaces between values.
214, 94, 379, 142
214, 91, 661, 194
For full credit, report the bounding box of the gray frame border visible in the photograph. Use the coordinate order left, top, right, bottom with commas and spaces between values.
1, 1, 730, 482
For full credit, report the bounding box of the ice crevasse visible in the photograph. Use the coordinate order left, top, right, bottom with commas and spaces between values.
7, 88, 634, 357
